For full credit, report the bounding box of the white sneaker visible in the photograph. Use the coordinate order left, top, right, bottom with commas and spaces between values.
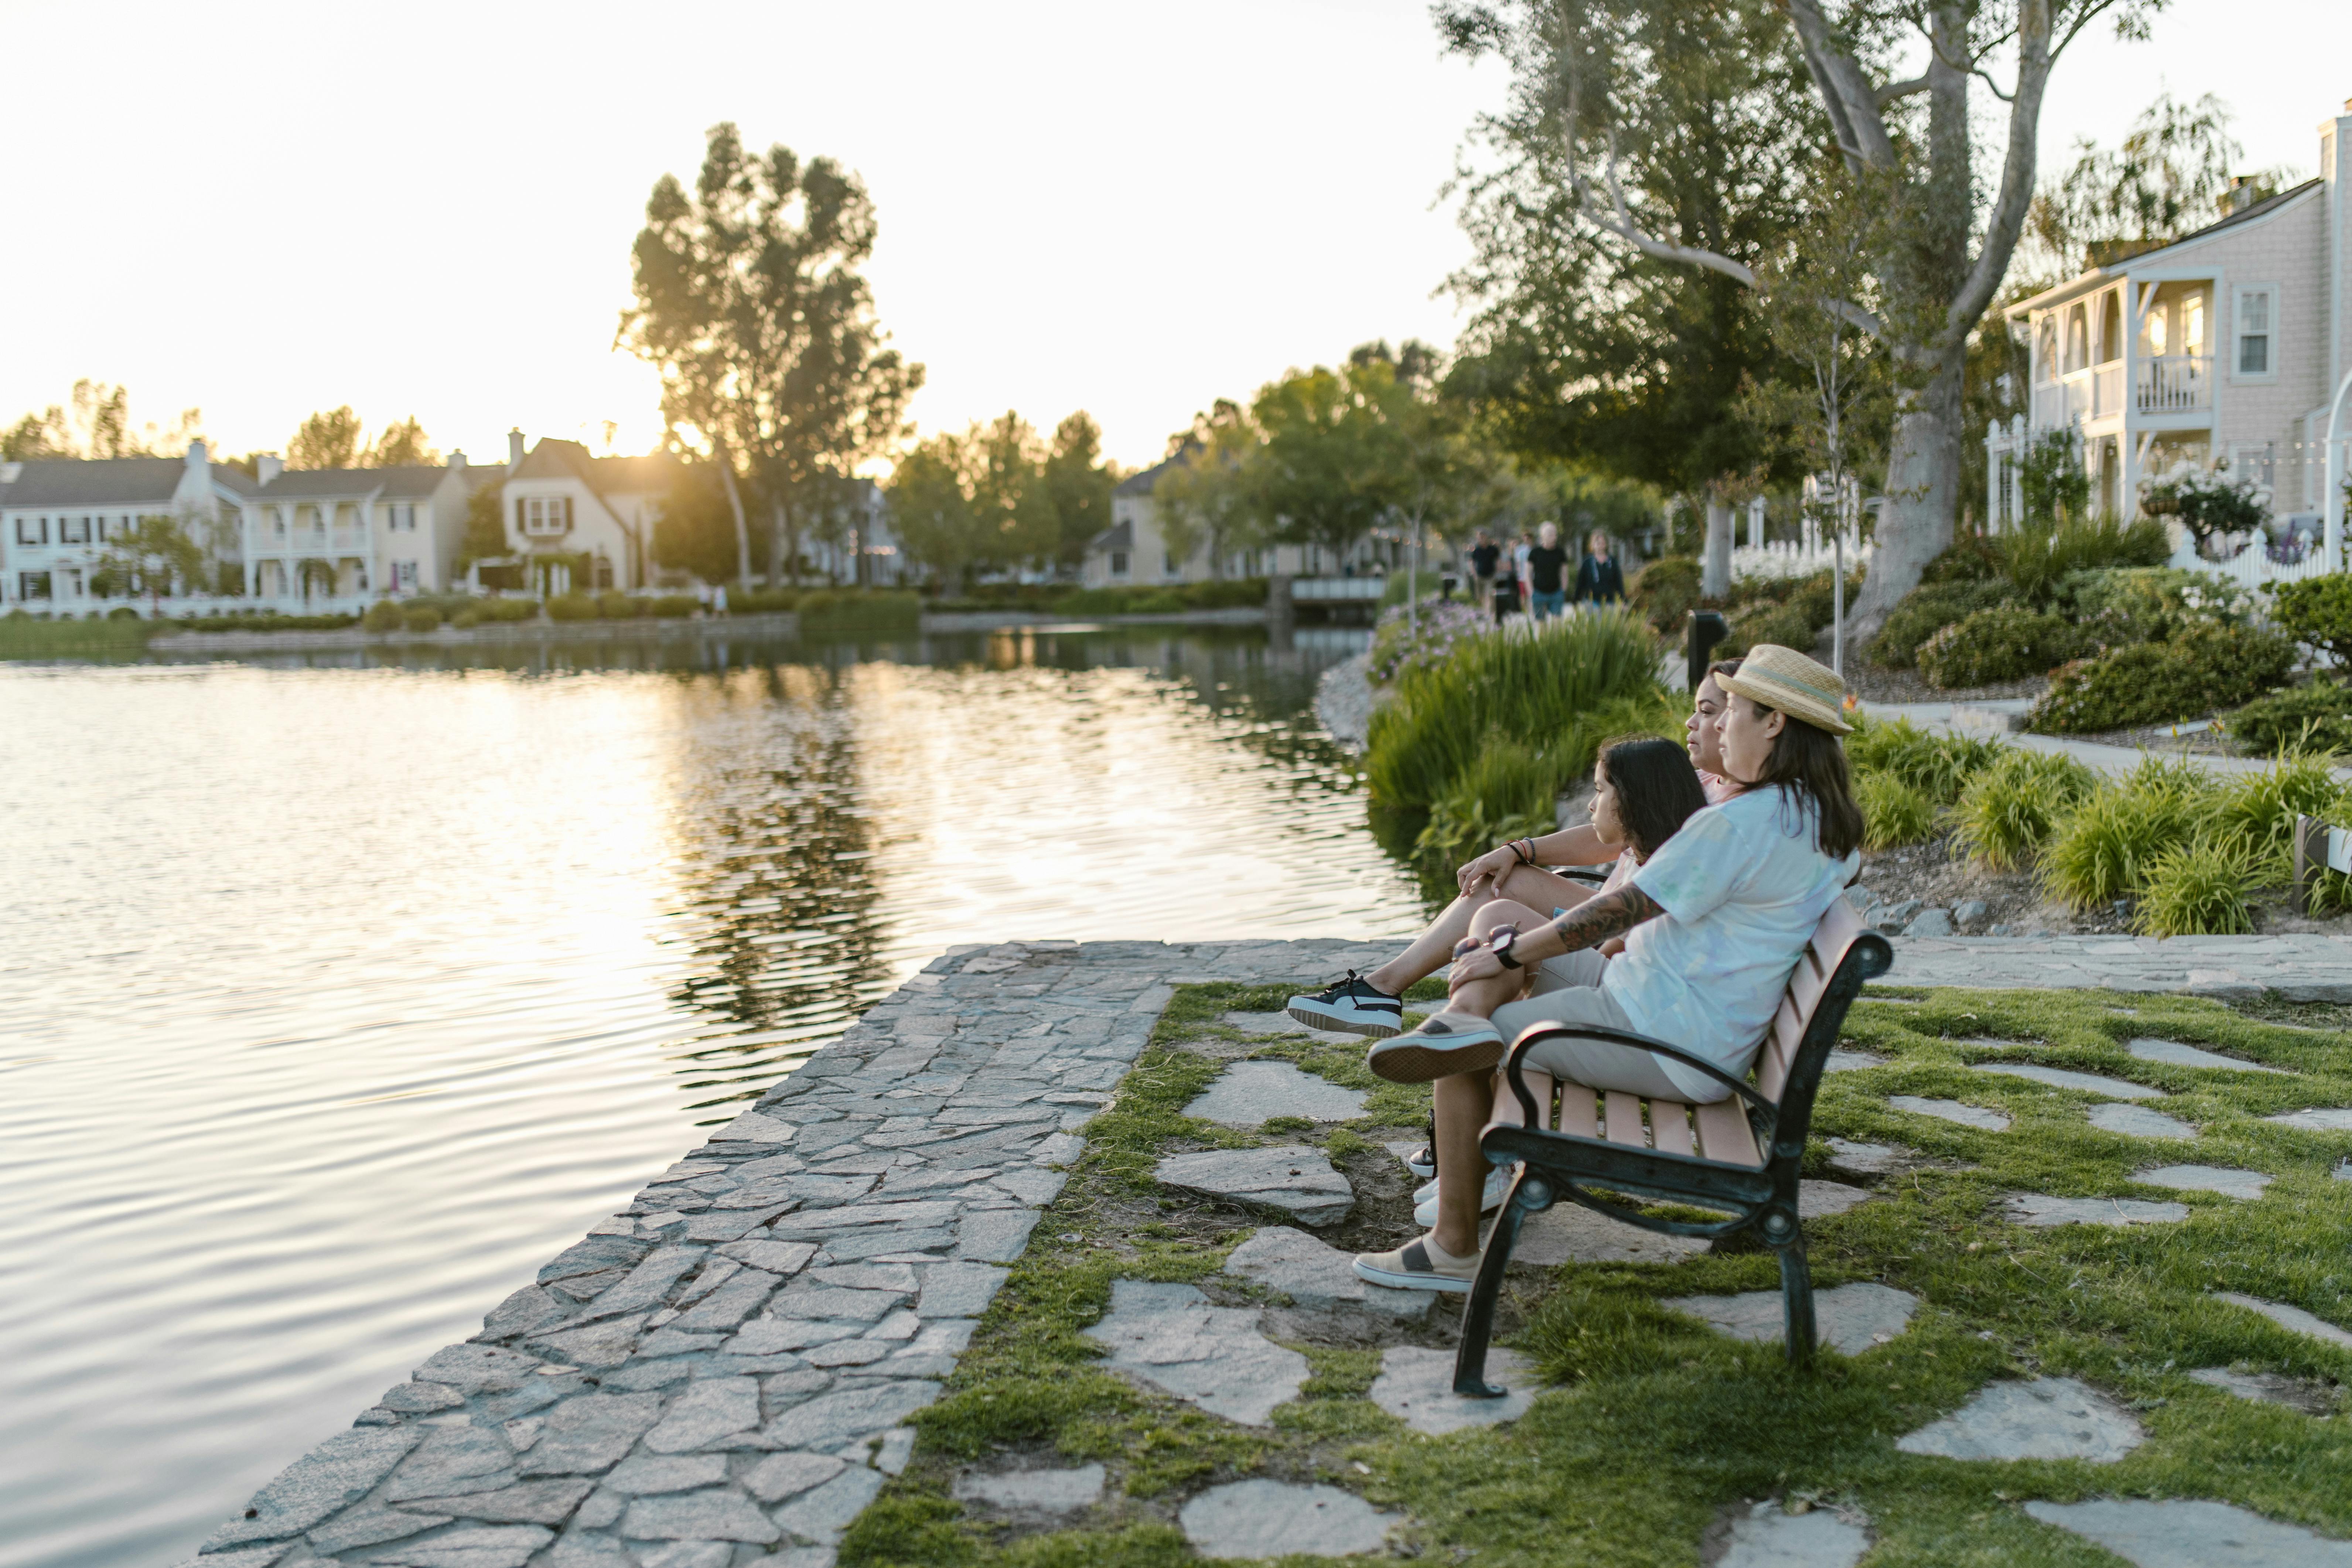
1286, 970, 1404, 1037
1413, 1164, 1517, 1227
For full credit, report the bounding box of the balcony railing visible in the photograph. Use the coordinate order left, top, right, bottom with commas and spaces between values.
2137, 354, 2211, 414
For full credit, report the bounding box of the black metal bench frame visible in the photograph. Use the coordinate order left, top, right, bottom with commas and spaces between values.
1452, 928, 1892, 1394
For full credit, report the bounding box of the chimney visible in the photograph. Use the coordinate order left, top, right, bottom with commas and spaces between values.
256, 453, 283, 485
185, 438, 209, 472
508, 428, 526, 469
448, 449, 467, 470
2225, 174, 2258, 214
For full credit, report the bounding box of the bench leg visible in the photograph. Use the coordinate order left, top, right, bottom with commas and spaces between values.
1453, 1168, 1537, 1397
1777, 1235, 1816, 1367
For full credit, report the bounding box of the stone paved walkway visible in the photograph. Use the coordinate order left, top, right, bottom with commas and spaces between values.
188, 931, 2352, 1568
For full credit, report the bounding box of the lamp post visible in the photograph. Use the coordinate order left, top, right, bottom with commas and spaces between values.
2328, 368, 2352, 574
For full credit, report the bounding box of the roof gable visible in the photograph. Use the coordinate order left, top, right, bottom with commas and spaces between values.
0, 457, 187, 507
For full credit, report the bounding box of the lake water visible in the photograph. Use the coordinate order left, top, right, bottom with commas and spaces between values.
0, 625, 1424, 1568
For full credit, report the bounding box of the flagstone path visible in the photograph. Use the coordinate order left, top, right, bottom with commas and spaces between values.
187, 934, 2352, 1568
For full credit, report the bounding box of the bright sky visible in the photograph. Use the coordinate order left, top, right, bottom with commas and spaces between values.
0, 0, 2339, 474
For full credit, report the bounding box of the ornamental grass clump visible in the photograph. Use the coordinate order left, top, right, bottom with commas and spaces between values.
2039, 756, 2212, 909
1949, 750, 2097, 869
2225, 680, 2352, 754
1845, 716, 2001, 806
1855, 769, 1935, 850
2205, 750, 2350, 881
1366, 608, 1659, 810
2133, 836, 2261, 937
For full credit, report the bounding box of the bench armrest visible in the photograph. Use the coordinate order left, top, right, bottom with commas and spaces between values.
1501, 1021, 1775, 1133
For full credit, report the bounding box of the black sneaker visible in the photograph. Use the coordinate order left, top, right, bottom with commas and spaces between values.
1404, 1116, 1436, 1181
1286, 971, 1404, 1037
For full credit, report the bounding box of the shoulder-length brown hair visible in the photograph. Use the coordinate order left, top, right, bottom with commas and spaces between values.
1596, 735, 1708, 861
1737, 697, 1865, 861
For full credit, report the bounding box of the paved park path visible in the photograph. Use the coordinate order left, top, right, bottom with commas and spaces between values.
183, 930, 2352, 1568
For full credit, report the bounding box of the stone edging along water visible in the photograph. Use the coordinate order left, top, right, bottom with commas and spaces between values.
182, 937, 1392, 1568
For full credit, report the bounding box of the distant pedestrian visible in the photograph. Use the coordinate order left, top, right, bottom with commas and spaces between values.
1575, 530, 1625, 608
1512, 531, 1534, 614
1469, 530, 1503, 622
713, 584, 730, 618
1527, 522, 1569, 619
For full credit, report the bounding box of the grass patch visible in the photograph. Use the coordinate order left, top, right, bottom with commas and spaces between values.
845, 983, 2352, 1567
0, 613, 159, 657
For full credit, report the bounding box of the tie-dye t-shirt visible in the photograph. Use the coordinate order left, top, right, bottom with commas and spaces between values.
1604, 785, 1858, 1100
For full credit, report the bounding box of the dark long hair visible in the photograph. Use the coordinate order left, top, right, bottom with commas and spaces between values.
1597, 735, 1709, 861
1735, 697, 1865, 860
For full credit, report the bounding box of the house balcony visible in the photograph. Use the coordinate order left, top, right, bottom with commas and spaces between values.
2136, 354, 2212, 417
2031, 362, 2126, 431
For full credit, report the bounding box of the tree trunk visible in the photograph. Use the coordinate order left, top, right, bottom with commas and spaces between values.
772, 497, 795, 587
1850, 347, 1965, 639
716, 448, 751, 585
1701, 498, 1733, 598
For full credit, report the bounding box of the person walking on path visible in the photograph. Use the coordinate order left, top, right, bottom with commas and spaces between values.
1469, 530, 1503, 622
1575, 529, 1626, 608
1527, 523, 1570, 619
1511, 531, 1534, 616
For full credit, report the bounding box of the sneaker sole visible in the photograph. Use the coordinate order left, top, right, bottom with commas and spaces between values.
1352, 1258, 1473, 1294
1286, 1000, 1401, 1038
1367, 1035, 1504, 1083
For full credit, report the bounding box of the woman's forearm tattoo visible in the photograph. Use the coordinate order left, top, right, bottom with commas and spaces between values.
1548, 885, 1662, 953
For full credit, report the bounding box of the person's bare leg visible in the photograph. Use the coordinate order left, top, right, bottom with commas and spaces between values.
1432, 896, 1549, 1021
1429, 1068, 1497, 1257
1365, 871, 1589, 998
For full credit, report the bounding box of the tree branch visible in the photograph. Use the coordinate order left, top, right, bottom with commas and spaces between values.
1874, 75, 1931, 107
1779, 0, 1898, 168
1557, 75, 1759, 289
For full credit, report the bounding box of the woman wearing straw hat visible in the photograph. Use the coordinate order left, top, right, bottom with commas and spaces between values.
1352, 645, 1865, 1293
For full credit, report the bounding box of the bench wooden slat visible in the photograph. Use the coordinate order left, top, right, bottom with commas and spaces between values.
1649, 1098, 1694, 1156
1693, 1098, 1763, 1166
1757, 995, 1803, 1103
1492, 1070, 1554, 1130
1603, 1090, 1647, 1148
1785, 942, 1831, 1024
1556, 1082, 1600, 1138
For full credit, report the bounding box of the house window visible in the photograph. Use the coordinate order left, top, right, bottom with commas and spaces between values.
268, 508, 287, 538
59, 515, 89, 544
1109, 551, 1129, 577
521, 496, 572, 536
2180, 292, 2205, 358
389, 503, 416, 532
13, 516, 44, 546
18, 571, 50, 599
395, 561, 419, 590
2235, 286, 2276, 377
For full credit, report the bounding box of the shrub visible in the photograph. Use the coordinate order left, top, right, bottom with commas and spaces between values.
450, 606, 484, 628
485, 597, 537, 622
2057, 567, 2254, 644
1871, 580, 2011, 669
362, 600, 404, 632
2207, 751, 2350, 881
1950, 749, 2097, 868
1718, 599, 1815, 660
1414, 737, 1559, 865
106, 605, 141, 621
1855, 769, 1935, 850
2223, 681, 2352, 754
1845, 716, 2001, 806
1781, 568, 1864, 635
546, 592, 597, 621
2133, 837, 2259, 937
1628, 556, 1702, 635
1916, 606, 2079, 689
2030, 626, 2295, 734
1367, 608, 1660, 810
1919, 537, 2004, 584
402, 606, 442, 632
2040, 758, 2212, 908
597, 590, 640, 619
1996, 514, 2171, 603
797, 589, 922, 632
729, 587, 800, 614
651, 594, 697, 619
2268, 575, 2352, 667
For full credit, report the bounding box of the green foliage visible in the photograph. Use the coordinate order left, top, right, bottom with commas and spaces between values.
2041, 758, 2212, 908
2208, 751, 2350, 882
1717, 598, 1814, 660
1918, 536, 2003, 584
2134, 837, 2260, 937
1627, 555, 1701, 635
401, 605, 441, 632
1915, 606, 2079, 688
1365, 609, 1661, 810
1368, 598, 1490, 686
2268, 575, 2352, 667
2015, 426, 2092, 525
1995, 513, 2172, 604
1778, 568, 1862, 635
361, 599, 404, 633
650, 594, 697, 619
180, 611, 360, 632
450, 606, 484, 629
1949, 749, 2097, 868
2224, 681, 2352, 755
2030, 626, 2295, 734
2057, 566, 2256, 645
1854, 768, 1934, 850
1414, 737, 1559, 864
546, 591, 597, 622
1870, 580, 2011, 669
797, 589, 922, 633
1844, 716, 2001, 806
1048, 580, 1265, 616
0, 612, 157, 657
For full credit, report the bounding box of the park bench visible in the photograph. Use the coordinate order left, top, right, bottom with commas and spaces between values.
1453, 897, 1892, 1393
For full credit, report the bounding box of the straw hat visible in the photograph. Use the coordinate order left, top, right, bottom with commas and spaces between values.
1717, 644, 1853, 735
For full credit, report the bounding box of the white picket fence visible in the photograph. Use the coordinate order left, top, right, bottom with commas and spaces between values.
2172, 537, 2334, 593
1730, 539, 1872, 584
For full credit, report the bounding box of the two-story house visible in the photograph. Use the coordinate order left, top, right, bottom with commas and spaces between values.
0, 442, 257, 607
240, 454, 482, 599
496, 434, 673, 595
1994, 97, 2352, 531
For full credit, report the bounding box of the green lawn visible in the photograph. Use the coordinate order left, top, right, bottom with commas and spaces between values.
843, 984, 2352, 1567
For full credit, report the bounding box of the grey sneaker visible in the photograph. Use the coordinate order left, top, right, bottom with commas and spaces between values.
1366, 1014, 1503, 1083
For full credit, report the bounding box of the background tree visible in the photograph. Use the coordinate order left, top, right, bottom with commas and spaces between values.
95, 512, 206, 615
1040, 412, 1120, 567
1248, 356, 1414, 562
364, 416, 440, 468
287, 407, 363, 469
1152, 399, 1266, 578
885, 435, 982, 592
621, 122, 923, 587
457, 481, 510, 570
4, 380, 205, 460
1443, 0, 2162, 638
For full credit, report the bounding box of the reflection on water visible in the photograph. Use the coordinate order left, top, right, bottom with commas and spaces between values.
0, 625, 1419, 1568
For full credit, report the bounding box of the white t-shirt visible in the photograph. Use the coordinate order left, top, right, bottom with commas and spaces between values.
1604, 786, 1859, 1100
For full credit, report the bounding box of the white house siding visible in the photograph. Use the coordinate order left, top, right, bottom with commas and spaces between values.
0, 448, 251, 607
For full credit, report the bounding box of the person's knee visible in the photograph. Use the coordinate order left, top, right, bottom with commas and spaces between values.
1469, 898, 1541, 939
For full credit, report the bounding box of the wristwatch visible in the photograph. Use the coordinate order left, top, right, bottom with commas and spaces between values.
1491, 926, 1522, 969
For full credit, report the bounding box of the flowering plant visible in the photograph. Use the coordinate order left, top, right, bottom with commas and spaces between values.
1368, 597, 1491, 685
2138, 459, 2272, 558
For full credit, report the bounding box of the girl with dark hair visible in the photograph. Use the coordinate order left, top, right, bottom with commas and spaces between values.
1354, 645, 1864, 1293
